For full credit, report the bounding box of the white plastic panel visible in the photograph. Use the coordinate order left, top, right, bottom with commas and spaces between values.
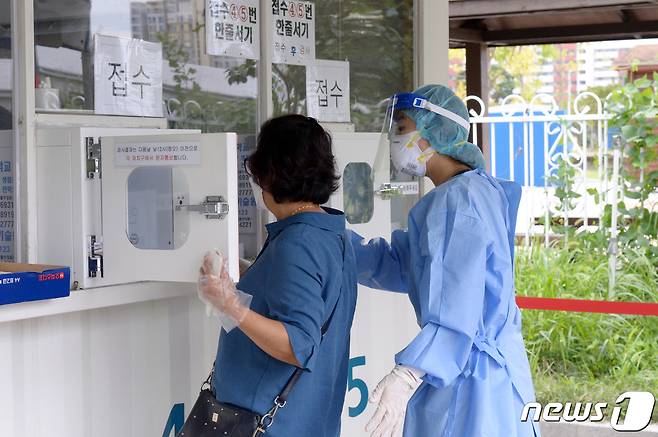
329, 133, 419, 436
0, 290, 220, 437
98, 133, 239, 286
36, 144, 74, 267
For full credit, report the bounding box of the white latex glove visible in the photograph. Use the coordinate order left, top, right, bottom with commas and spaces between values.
198, 250, 252, 332
366, 365, 424, 437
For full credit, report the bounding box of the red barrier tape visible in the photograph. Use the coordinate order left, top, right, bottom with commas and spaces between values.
516, 296, 658, 317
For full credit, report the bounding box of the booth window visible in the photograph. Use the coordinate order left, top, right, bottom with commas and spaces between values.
33, 0, 257, 135
272, 0, 414, 132
126, 166, 190, 250
343, 162, 373, 224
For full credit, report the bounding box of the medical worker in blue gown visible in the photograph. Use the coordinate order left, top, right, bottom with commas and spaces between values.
352, 85, 540, 437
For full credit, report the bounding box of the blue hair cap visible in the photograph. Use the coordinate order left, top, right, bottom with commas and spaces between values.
403, 84, 486, 170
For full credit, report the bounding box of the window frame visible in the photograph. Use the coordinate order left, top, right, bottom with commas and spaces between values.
13, 0, 449, 262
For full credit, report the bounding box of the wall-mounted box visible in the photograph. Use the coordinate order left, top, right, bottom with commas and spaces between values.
35, 127, 239, 289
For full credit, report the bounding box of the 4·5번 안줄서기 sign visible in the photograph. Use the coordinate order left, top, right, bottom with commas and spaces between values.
271, 0, 315, 65
206, 0, 260, 60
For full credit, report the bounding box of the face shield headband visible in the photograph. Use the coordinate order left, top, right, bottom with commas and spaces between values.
382, 92, 471, 135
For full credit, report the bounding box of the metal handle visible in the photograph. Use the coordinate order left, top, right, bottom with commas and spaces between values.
176, 195, 229, 220
374, 182, 420, 199
375, 183, 403, 198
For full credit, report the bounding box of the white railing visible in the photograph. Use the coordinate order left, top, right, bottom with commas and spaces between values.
464, 92, 621, 245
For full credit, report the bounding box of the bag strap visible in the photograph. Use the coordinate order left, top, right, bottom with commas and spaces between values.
256, 233, 347, 434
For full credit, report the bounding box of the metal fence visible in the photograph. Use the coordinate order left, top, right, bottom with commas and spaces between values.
463, 92, 629, 246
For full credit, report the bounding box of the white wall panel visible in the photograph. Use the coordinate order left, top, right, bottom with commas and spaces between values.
0, 294, 220, 437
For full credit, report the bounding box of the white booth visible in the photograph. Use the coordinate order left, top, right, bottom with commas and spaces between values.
1, 122, 419, 436
0, 0, 449, 435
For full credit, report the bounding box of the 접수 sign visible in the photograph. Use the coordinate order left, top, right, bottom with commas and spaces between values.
94, 34, 163, 117
306, 59, 350, 122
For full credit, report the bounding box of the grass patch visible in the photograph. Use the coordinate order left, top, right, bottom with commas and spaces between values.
515, 238, 658, 421
533, 370, 658, 421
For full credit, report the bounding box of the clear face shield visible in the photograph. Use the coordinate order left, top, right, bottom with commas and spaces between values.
372, 94, 419, 195
373, 93, 432, 189
373, 92, 472, 187
380, 93, 423, 139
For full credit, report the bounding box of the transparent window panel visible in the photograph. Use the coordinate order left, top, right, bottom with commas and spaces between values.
273, 0, 414, 132
343, 162, 373, 225
126, 166, 189, 250
33, 0, 257, 134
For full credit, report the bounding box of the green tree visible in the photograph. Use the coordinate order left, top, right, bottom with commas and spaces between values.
450, 45, 559, 106
489, 64, 516, 103
448, 48, 466, 99
158, 30, 257, 134
606, 74, 658, 262
489, 46, 547, 104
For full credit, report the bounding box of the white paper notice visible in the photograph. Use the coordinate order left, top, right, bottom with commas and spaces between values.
94, 34, 163, 117
271, 0, 315, 65
115, 142, 201, 167
206, 0, 260, 60
306, 60, 350, 122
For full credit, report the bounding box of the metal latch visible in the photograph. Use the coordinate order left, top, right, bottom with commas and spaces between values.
87, 235, 104, 278
176, 195, 229, 220
86, 137, 101, 179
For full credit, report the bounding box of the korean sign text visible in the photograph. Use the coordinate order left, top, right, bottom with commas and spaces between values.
206, 0, 260, 60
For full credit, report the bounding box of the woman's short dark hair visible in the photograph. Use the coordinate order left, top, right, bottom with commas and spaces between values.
246, 114, 340, 204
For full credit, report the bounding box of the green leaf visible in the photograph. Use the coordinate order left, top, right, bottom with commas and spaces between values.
646, 136, 657, 148
634, 77, 652, 88
640, 108, 657, 120
621, 125, 639, 140
625, 190, 643, 200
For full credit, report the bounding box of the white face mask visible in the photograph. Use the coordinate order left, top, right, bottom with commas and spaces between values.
390, 130, 436, 177
248, 177, 268, 211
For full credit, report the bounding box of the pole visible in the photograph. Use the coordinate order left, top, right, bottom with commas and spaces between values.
608, 136, 621, 299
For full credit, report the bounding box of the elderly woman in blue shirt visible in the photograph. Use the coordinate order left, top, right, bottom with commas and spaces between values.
198, 114, 358, 437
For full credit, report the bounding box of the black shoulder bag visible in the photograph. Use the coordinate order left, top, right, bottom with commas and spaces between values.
178, 236, 345, 437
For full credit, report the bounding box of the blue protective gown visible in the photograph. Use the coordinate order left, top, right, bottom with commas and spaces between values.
212, 208, 357, 437
350, 169, 540, 437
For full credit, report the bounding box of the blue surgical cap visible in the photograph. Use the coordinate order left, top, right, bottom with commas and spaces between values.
403, 84, 486, 170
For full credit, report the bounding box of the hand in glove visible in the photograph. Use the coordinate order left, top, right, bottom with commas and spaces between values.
366, 365, 424, 437
198, 250, 252, 332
